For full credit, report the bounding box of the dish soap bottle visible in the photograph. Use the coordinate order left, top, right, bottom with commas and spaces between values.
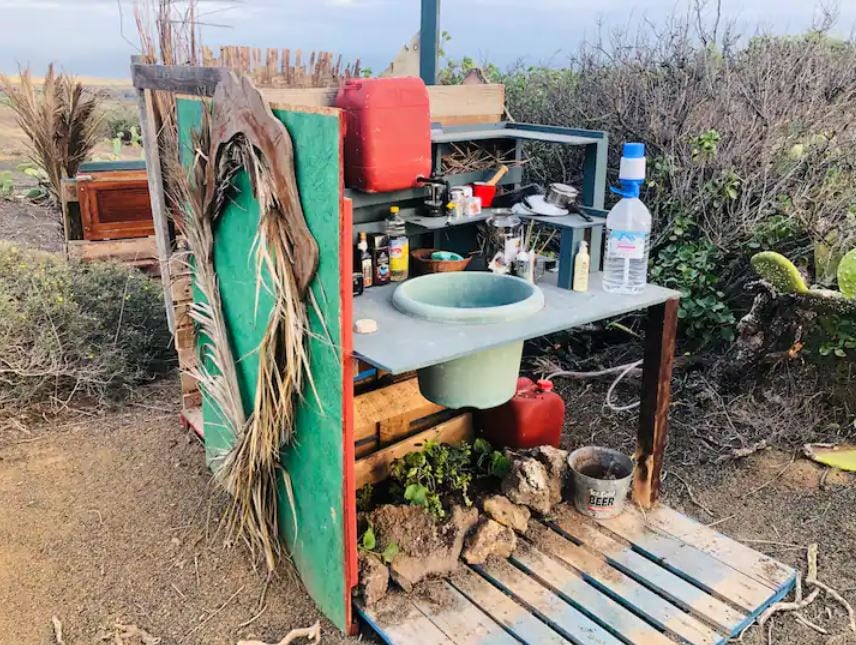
573, 241, 590, 292
603, 143, 651, 294
386, 206, 409, 282
357, 231, 372, 288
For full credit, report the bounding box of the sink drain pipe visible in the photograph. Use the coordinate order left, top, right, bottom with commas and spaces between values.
545, 359, 643, 412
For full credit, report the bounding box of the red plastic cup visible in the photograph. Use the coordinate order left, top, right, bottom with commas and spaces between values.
472, 182, 497, 208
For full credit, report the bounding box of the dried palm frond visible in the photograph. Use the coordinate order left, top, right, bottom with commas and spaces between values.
165, 111, 248, 471
166, 106, 315, 572
0, 65, 102, 204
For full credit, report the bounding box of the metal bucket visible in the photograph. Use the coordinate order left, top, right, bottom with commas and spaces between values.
568, 447, 633, 519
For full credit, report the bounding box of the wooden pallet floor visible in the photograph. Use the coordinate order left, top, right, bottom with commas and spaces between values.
356, 503, 796, 644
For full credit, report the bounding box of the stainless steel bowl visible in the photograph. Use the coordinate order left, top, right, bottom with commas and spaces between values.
545, 183, 579, 207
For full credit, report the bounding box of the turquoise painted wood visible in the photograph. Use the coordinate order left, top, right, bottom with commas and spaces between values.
176, 99, 349, 630
357, 503, 797, 644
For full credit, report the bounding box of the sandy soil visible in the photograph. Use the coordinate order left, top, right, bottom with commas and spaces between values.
0, 379, 358, 645
0, 200, 64, 252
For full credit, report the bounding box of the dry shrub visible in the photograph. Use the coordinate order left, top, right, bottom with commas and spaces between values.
503, 6, 856, 345
0, 65, 102, 205
509, 8, 856, 248
0, 243, 174, 410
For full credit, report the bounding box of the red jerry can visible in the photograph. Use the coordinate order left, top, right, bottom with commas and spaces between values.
335, 77, 432, 193
477, 377, 566, 450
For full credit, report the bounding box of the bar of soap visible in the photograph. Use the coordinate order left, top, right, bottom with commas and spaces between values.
354, 318, 378, 334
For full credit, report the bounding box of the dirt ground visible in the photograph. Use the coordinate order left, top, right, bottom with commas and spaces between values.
0, 379, 358, 645
2, 367, 854, 644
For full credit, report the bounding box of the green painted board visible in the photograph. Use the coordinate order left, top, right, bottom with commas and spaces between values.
177, 98, 348, 630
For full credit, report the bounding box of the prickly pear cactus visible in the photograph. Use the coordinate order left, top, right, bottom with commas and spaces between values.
838, 249, 856, 299
751, 251, 809, 294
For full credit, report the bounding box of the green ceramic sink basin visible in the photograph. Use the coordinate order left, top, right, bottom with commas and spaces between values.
392, 272, 545, 409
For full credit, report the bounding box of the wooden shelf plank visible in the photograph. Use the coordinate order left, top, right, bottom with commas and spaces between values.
354, 413, 472, 488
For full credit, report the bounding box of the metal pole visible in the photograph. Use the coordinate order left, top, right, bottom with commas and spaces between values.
419, 0, 440, 85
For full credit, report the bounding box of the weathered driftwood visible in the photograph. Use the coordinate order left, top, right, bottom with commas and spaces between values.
206, 71, 319, 296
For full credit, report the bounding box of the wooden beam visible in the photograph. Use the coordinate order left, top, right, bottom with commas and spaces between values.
354, 413, 473, 488
259, 84, 505, 125
132, 62, 225, 95
66, 236, 158, 261
633, 299, 679, 508
354, 377, 444, 446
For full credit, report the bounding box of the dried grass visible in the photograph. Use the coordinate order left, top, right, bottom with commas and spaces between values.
0, 65, 102, 204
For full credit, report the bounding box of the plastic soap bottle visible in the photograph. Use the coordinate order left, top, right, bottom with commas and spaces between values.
386, 206, 409, 282
603, 143, 652, 294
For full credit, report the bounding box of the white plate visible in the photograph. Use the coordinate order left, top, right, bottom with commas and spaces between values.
524, 194, 569, 216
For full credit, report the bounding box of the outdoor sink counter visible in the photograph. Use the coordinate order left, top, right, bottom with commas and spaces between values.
353, 271, 681, 375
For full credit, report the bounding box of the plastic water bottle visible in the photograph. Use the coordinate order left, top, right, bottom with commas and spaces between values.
603, 143, 652, 294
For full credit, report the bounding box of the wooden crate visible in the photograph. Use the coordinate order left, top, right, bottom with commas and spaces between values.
77, 170, 155, 241
353, 377, 473, 488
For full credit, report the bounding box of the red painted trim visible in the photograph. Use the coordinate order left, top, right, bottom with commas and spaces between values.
339, 109, 358, 633
179, 409, 204, 440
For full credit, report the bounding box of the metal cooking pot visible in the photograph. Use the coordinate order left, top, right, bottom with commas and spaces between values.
545, 183, 579, 207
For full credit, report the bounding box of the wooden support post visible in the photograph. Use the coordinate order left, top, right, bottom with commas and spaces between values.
419, 0, 440, 85
133, 55, 176, 333
633, 298, 679, 508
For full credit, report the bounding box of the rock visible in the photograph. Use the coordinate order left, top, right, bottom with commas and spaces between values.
368, 504, 479, 593
358, 552, 388, 607
462, 518, 517, 564
501, 457, 553, 515
482, 495, 530, 534
524, 446, 569, 506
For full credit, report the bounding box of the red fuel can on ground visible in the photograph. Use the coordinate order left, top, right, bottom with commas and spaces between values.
477, 377, 566, 449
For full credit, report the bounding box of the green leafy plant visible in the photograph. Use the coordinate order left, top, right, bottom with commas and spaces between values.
388, 438, 508, 519
17, 163, 51, 203
359, 524, 399, 563
650, 215, 736, 345
356, 483, 375, 512
817, 313, 856, 358
691, 129, 722, 161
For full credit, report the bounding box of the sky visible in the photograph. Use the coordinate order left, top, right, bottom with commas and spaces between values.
0, 0, 855, 79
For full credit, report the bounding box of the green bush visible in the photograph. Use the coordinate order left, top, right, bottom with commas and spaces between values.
490, 21, 856, 348
103, 106, 140, 142
0, 243, 174, 409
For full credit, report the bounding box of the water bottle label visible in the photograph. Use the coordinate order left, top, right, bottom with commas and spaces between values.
608, 230, 646, 260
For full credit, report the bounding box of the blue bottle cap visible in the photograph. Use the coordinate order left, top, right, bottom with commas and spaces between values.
622, 142, 645, 158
